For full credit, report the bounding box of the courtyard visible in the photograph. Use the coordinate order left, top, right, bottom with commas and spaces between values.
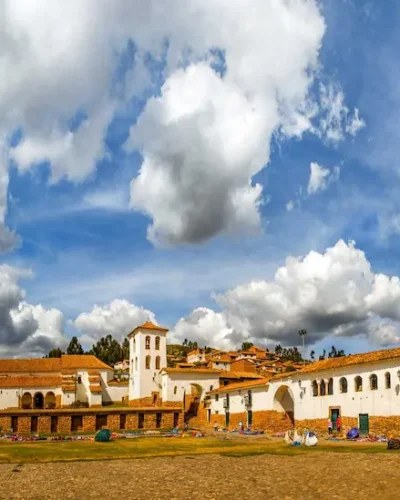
0, 437, 398, 499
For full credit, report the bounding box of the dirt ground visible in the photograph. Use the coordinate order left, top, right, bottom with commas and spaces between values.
0, 451, 398, 500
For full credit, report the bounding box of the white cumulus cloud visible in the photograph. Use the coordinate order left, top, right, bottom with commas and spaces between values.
170, 240, 400, 349
73, 299, 156, 346
0, 265, 67, 356
307, 162, 340, 195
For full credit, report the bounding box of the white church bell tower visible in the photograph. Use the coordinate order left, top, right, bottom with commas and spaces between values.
128, 321, 168, 401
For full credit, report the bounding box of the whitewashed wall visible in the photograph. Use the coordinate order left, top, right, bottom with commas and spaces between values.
268, 358, 400, 420
209, 385, 269, 416
102, 385, 129, 403
162, 372, 220, 403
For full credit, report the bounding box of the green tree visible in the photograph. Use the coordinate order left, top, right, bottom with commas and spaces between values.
67, 337, 84, 355
241, 341, 254, 351
46, 347, 64, 358
90, 334, 123, 366
122, 338, 129, 359
310, 350, 315, 361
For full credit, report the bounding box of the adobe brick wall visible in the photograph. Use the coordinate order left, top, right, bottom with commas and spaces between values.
197, 409, 295, 433
83, 415, 95, 432
38, 416, 51, 433
0, 416, 11, 431
58, 415, 72, 433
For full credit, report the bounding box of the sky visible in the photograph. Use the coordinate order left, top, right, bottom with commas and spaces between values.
3, 0, 400, 358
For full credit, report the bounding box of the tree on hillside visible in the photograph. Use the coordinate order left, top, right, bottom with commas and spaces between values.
329, 345, 345, 358
241, 341, 254, 351
275, 344, 283, 357
46, 348, 64, 358
90, 334, 123, 366
319, 349, 326, 361
122, 338, 129, 359
310, 350, 315, 361
67, 337, 84, 355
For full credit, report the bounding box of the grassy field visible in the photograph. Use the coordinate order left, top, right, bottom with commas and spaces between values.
0, 436, 390, 464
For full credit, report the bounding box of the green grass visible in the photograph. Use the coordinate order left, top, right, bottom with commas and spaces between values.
0, 437, 390, 464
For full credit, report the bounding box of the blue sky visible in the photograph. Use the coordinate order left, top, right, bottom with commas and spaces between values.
2, 0, 400, 357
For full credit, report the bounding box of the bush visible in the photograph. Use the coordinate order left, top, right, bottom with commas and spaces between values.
71, 400, 89, 408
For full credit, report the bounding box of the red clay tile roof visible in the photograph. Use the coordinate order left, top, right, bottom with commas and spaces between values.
219, 371, 265, 380
0, 358, 61, 373
61, 355, 112, 371
162, 368, 222, 374
271, 347, 400, 380
108, 380, 129, 386
128, 321, 169, 337
90, 385, 102, 392
0, 376, 62, 388
0, 355, 112, 373
209, 378, 269, 394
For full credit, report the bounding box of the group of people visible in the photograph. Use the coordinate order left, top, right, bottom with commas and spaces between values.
328, 416, 341, 434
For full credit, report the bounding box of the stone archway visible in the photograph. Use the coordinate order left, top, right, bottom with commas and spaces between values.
21, 392, 33, 409
45, 391, 56, 409
33, 392, 44, 409
273, 385, 295, 425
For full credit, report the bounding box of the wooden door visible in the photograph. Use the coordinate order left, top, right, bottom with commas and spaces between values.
331, 408, 340, 430
359, 413, 369, 436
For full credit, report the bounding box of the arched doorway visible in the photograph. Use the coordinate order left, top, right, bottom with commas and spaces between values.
273, 385, 295, 425
33, 392, 44, 409
21, 392, 33, 409
45, 392, 56, 409
185, 384, 203, 417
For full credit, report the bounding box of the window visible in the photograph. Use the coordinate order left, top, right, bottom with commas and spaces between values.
355, 376, 363, 392
370, 373, 378, 390
385, 372, 391, 389
328, 378, 333, 395
320, 380, 326, 396
339, 377, 348, 393
155, 336, 160, 350
174, 386, 177, 395
312, 380, 318, 397
135, 357, 138, 371
145, 336, 151, 349
155, 356, 161, 370
215, 394, 219, 402
210, 385, 213, 391
145, 355, 151, 370
77, 376, 82, 384
156, 413, 162, 428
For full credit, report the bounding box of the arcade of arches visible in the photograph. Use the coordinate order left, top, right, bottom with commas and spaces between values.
21, 391, 57, 410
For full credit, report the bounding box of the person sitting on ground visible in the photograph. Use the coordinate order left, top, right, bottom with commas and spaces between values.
238, 421, 243, 432
328, 418, 333, 435
336, 416, 341, 433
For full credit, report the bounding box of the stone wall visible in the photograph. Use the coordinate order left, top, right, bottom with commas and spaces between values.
0, 408, 183, 434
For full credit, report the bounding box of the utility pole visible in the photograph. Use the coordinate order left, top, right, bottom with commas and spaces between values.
298, 329, 307, 366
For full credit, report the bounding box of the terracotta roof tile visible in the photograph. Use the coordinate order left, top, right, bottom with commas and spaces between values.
0, 376, 62, 388
209, 378, 269, 394
61, 355, 112, 371
271, 347, 400, 380
128, 321, 169, 337
0, 358, 61, 373
162, 368, 222, 374
219, 371, 265, 380
90, 385, 102, 392
108, 380, 129, 386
